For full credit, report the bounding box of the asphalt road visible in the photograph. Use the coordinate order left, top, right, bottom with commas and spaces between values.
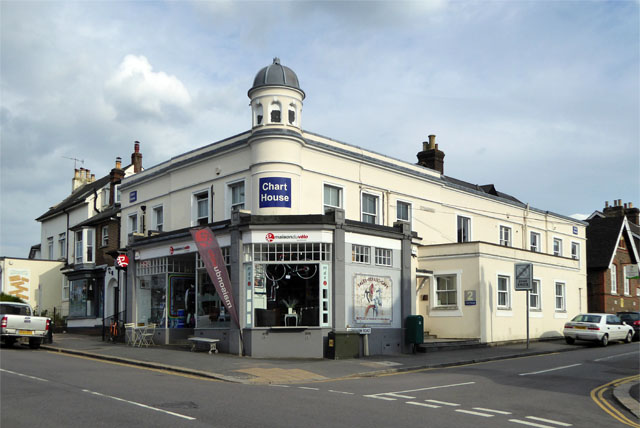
1, 342, 638, 428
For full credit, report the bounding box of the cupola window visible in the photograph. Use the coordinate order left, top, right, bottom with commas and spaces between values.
270, 102, 281, 123
288, 103, 296, 125
255, 103, 263, 125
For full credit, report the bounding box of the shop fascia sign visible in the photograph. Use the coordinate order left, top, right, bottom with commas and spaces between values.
249, 230, 332, 243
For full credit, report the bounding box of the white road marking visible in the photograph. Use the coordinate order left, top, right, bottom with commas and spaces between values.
509, 419, 555, 428
328, 390, 354, 395
364, 395, 397, 400
525, 416, 572, 426
82, 389, 196, 420
473, 407, 512, 415
384, 381, 476, 395
425, 399, 460, 406
518, 364, 581, 376
0, 368, 49, 382
594, 351, 639, 362
269, 384, 290, 388
455, 409, 494, 417
298, 387, 319, 390
386, 393, 416, 399
406, 401, 441, 408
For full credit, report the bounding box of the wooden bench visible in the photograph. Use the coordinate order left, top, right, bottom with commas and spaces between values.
188, 337, 220, 354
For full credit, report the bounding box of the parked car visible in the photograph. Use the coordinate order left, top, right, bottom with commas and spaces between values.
0, 302, 50, 349
617, 311, 640, 341
563, 313, 634, 346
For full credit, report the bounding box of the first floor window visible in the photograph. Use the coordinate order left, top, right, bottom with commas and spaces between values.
361, 193, 378, 224
75, 231, 83, 264
553, 238, 563, 256
101, 226, 109, 247
62, 279, 69, 301
230, 181, 245, 214
375, 248, 392, 266
194, 192, 209, 226
352, 244, 370, 264
457, 216, 471, 243
530, 232, 540, 252
323, 184, 342, 213
58, 233, 66, 258
435, 275, 457, 307
153, 206, 164, 232
497, 275, 510, 308
86, 229, 93, 262
571, 242, 579, 260
500, 226, 512, 247
555, 282, 566, 311
128, 214, 138, 234
397, 201, 411, 223
610, 264, 617, 294
47, 236, 54, 260
623, 265, 631, 295
530, 279, 541, 310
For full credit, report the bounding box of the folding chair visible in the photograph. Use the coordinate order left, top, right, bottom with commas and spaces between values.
139, 323, 156, 347
124, 323, 138, 346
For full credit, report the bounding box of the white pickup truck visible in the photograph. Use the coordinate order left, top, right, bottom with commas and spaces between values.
0, 302, 51, 349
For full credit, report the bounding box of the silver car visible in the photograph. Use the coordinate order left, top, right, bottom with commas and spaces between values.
563, 313, 634, 346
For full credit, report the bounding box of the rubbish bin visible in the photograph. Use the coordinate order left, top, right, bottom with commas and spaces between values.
326, 331, 360, 359
405, 315, 424, 345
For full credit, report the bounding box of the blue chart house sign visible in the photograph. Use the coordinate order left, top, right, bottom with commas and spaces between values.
129, 191, 137, 203
259, 177, 291, 208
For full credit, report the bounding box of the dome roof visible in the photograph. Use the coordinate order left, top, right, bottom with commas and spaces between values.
250, 58, 304, 98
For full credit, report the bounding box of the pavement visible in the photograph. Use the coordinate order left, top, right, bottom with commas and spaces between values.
39, 334, 639, 418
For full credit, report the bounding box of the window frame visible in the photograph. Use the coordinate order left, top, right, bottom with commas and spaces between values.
530, 231, 541, 252
152, 204, 164, 232
323, 183, 343, 213
435, 274, 457, 308
374, 248, 392, 266
457, 215, 471, 243
553, 237, 563, 257
529, 279, 541, 310
58, 233, 66, 259
571, 241, 579, 260
361, 191, 380, 225
101, 225, 109, 247
497, 274, 511, 309
75, 230, 83, 264
47, 236, 54, 260
623, 265, 631, 296
499, 225, 512, 247
86, 229, 94, 263
128, 213, 138, 234
228, 180, 245, 217
611, 264, 617, 294
192, 189, 210, 226
396, 200, 411, 225
555, 281, 566, 311
352, 244, 370, 264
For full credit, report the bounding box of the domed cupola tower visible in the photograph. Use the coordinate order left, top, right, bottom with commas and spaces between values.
248, 57, 305, 131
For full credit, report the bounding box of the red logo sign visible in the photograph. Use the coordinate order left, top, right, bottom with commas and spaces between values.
116, 254, 129, 268
265, 233, 275, 242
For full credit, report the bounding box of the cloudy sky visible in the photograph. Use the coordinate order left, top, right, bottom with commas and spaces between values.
1, 0, 638, 258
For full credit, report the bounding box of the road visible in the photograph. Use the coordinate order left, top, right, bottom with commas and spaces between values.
2, 342, 638, 427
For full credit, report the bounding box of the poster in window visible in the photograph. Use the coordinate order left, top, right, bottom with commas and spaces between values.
353, 274, 392, 324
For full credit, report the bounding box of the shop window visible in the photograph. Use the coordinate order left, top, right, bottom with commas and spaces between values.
500, 226, 511, 247
497, 275, 510, 309
375, 248, 392, 266
530, 232, 540, 252
69, 278, 100, 318
361, 192, 379, 224
457, 216, 471, 243
435, 275, 457, 307
323, 184, 343, 213
252, 243, 332, 262
555, 282, 566, 311
553, 238, 563, 256
352, 244, 370, 264
530, 279, 541, 310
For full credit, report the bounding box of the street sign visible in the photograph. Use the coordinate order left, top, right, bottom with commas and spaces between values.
515, 263, 533, 291
347, 327, 371, 335
115, 254, 129, 269
464, 290, 477, 305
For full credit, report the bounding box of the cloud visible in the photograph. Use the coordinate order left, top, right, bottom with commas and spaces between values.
104, 55, 193, 123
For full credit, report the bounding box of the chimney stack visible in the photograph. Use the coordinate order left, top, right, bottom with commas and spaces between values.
603, 198, 639, 225
109, 156, 125, 206
417, 134, 445, 175
131, 141, 143, 173
72, 168, 83, 191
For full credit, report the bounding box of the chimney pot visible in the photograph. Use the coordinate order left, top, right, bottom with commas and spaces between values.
618, 199, 623, 206
624, 203, 628, 209
428, 134, 436, 149
630, 202, 634, 209
115, 157, 122, 169
90, 174, 95, 182
422, 141, 429, 151
134, 141, 140, 153
605, 201, 609, 208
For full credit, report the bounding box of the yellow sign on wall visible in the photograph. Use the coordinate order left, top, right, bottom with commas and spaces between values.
7, 268, 30, 301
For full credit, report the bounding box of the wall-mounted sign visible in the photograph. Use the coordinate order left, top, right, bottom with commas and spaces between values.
464, 290, 476, 305
129, 191, 137, 203
169, 245, 191, 255
115, 254, 129, 269
573, 226, 578, 235
259, 177, 291, 208
353, 274, 392, 324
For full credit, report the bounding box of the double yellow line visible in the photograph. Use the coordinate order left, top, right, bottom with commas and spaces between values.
590, 374, 640, 427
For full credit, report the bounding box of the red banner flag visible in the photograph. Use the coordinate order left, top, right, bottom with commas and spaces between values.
190, 227, 240, 328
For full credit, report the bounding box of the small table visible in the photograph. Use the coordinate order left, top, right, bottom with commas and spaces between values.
284, 313, 298, 327
188, 337, 220, 354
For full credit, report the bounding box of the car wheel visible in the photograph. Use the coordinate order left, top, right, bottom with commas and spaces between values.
565, 337, 575, 345
600, 334, 609, 347
3, 337, 16, 347
624, 331, 633, 343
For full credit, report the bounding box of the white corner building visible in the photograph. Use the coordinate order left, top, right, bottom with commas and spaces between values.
119, 58, 587, 357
